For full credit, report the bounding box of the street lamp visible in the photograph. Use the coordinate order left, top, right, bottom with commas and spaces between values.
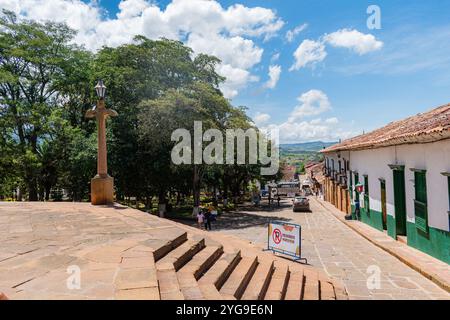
95, 80, 106, 99
85, 80, 117, 205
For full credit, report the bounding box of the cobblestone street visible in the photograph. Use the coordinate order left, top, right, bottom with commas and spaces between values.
202, 197, 450, 300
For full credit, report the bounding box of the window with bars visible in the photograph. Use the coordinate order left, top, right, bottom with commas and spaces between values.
413, 170, 428, 233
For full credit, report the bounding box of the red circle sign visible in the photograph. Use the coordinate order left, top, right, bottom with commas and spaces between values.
272, 228, 282, 244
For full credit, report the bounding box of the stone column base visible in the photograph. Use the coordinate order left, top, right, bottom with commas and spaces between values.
91, 175, 114, 205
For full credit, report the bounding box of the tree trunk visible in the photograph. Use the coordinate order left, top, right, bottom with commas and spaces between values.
223, 183, 228, 207
192, 165, 201, 216
176, 192, 181, 206
45, 184, 51, 201
28, 177, 38, 201
158, 189, 166, 218
213, 185, 218, 206
145, 196, 152, 212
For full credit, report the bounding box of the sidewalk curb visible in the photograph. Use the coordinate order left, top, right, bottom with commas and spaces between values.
316, 199, 450, 293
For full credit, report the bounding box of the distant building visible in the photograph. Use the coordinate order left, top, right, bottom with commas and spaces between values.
281, 165, 297, 181
321, 104, 450, 264
305, 162, 324, 195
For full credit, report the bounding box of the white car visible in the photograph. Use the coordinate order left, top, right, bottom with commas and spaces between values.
292, 196, 310, 212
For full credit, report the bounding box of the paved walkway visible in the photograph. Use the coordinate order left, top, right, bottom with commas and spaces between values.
319, 199, 450, 292
0, 202, 344, 300
201, 198, 450, 300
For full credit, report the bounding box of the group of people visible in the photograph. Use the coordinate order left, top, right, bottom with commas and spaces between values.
196, 205, 217, 231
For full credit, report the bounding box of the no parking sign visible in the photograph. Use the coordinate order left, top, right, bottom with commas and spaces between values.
267, 221, 306, 263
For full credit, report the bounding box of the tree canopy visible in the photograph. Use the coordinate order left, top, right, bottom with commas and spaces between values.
0, 11, 283, 213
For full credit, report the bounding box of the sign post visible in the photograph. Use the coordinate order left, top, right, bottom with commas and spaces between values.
267, 221, 307, 264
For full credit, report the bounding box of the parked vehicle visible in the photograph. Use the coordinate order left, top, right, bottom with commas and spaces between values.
292, 196, 310, 212
276, 181, 301, 197
301, 179, 313, 196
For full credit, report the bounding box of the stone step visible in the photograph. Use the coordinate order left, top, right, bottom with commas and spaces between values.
198, 250, 241, 288
153, 231, 188, 262
241, 260, 274, 300
302, 269, 319, 300
264, 265, 290, 300
180, 246, 224, 280
156, 237, 205, 271
284, 270, 304, 300
198, 250, 241, 299
157, 268, 184, 300
156, 237, 206, 300
320, 280, 336, 300
177, 246, 224, 300
220, 256, 258, 300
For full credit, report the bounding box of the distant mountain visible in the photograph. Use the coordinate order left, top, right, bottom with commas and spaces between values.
280, 141, 337, 152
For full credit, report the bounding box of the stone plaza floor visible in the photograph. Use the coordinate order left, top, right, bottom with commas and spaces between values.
0, 202, 345, 300
191, 197, 450, 300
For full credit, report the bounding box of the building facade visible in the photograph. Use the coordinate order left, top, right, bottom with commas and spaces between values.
321, 104, 450, 264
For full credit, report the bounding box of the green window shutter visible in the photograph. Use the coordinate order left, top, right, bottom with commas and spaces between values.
415, 171, 427, 203
414, 171, 428, 233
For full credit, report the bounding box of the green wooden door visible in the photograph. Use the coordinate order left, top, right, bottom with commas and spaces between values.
380, 180, 387, 230
364, 175, 370, 218
354, 173, 359, 219
393, 169, 407, 236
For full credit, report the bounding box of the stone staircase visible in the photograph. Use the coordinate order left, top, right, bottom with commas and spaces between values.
114, 224, 348, 300
0, 202, 348, 300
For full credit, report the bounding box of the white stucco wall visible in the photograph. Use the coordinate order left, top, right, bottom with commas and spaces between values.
324, 138, 450, 232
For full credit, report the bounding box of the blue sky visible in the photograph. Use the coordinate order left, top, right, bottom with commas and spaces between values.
4, 0, 450, 142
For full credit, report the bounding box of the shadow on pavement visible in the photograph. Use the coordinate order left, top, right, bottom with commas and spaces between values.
172, 210, 291, 231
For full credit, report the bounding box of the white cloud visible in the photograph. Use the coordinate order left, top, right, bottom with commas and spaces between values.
217, 64, 259, 99
264, 65, 281, 89
254, 112, 271, 126
289, 28, 383, 71
288, 89, 331, 122
325, 117, 339, 124
285, 23, 308, 42
262, 118, 354, 143
270, 52, 280, 63
117, 0, 151, 19
1, 0, 284, 99
323, 28, 383, 55
258, 89, 353, 143
289, 39, 327, 71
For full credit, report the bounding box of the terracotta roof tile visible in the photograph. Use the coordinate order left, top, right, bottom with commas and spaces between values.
322, 103, 450, 153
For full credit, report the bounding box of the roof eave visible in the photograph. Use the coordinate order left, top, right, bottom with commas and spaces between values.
320, 130, 450, 154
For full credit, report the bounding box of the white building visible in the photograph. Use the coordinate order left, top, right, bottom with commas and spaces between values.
321, 104, 450, 264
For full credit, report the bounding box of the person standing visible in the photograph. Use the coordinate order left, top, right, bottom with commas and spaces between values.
204, 209, 212, 231
197, 210, 204, 229
354, 199, 361, 220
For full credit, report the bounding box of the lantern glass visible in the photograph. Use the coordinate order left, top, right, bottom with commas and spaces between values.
95, 80, 106, 99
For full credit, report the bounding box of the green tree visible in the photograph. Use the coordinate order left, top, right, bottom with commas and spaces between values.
0, 10, 92, 200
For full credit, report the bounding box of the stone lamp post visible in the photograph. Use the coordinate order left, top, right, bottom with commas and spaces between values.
85, 80, 118, 205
